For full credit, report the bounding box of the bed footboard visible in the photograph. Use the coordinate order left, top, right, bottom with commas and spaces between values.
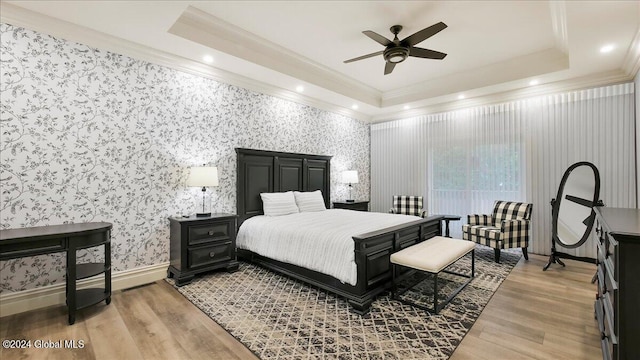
349, 215, 442, 314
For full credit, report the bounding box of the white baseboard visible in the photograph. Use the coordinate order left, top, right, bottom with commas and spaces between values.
0, 262, 169, 317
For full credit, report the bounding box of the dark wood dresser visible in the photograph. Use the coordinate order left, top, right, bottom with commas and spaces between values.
594, 207, 640, 360
167, 214, 239, 286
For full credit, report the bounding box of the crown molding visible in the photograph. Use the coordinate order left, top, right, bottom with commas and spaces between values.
382, 48, 569, 107
371, 69, 633, 123
0, 2, 371, 122
169, 5, 381, 107
622, 27, 640, 77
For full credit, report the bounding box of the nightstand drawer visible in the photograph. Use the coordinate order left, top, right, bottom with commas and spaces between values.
333, 201, 369, 211
188, 241, 232, 268
188, 222, 231, 246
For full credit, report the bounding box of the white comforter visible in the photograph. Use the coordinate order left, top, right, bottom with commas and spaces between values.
236, 209, 421, 286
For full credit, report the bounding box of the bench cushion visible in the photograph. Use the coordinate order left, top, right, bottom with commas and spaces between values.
390, 236, 475, 273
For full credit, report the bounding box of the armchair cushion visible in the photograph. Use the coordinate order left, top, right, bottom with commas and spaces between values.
462, 224, 501, 248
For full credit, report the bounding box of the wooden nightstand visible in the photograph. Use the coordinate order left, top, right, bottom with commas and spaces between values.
167, 214, 239, 286
333, 201, 369, 212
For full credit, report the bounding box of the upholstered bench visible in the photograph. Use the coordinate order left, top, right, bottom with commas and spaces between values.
391, 236, 475, 314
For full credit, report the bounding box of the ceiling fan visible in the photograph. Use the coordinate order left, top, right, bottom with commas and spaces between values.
344, 22, 448, 75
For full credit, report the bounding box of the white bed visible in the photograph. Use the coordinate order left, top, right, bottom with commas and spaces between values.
236, 209, 421, 285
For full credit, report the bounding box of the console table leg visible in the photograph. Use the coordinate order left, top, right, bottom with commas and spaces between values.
444, 220, 451, 237
105, 241, 112, 305
66, 247, 77, 325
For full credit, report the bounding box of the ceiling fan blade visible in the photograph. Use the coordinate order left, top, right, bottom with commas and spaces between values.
409, 47, 447, 60
402, 22, 447, 46
363, 30, 392, 46
384, 62, 396, 75
344, 50, 384, 63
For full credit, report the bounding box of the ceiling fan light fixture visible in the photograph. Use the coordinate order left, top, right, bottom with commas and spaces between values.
384, 47, 409, 63
389, 55, 405, 63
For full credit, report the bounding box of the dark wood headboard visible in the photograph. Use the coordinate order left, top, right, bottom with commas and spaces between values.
236, 148, 332, 226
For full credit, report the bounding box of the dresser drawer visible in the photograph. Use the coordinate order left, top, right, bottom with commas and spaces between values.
596, 265, 606, 296
605, 233, 617, 273
595, 298, 614, 360
603, 262, 617, 293
601, 291, 618, 345
597, 240, 607, 264
188, 241, 233, 269
601, 336, 613, 360
188, 222, 231, 246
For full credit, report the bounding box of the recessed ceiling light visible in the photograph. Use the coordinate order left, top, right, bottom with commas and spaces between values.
458, 94, 465, 100
403, 105, 410, 110
296, 85, 304, 92
529, 79, 539, 86
202, 55, 214, 63
351, 104, 359, 110
600, 44, 614, 53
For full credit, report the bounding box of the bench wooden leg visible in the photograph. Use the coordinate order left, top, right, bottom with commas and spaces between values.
522, 247, 529, 260
391, 264, 397, 300
472, 249, 475, 277
494, 248, 501, 263
433, 273, 440, 314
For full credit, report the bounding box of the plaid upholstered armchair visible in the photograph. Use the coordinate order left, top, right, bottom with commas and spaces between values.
389, 195, 427, 217
462, 201, 532, 263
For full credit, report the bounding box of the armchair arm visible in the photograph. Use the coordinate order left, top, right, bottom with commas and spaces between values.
500, 219, 531, 248
467, 214, 492, 226
390, 208, 427, 217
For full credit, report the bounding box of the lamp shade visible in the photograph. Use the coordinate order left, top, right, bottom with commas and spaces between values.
187, 166, 219, 187
341, 170, 359, 184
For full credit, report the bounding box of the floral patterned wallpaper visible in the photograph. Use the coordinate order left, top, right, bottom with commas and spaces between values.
0, 23, 370, 293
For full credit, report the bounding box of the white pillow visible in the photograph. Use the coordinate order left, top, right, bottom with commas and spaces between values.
294, 190, 327, 212
260, 191, 299, 216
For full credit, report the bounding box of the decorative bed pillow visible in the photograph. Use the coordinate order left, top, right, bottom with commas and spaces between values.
294, 190, 327, 212
260, 191, 299, 216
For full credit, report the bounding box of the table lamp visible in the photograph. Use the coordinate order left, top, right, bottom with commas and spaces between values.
187, 166, 218, 217
341, 170, 358, 203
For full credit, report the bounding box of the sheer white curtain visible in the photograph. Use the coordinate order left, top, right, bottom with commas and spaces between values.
524, 83, 636, 257
426, 104, 526, 239
370, 82, 636, 256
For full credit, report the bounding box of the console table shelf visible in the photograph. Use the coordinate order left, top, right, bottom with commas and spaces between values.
76, 263, 110, 280
75, 288, 111, 310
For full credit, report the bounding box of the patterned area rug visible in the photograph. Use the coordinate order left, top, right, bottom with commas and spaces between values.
169, 246, 521, 359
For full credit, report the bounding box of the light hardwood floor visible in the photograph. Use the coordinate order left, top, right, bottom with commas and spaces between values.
1, 254, 600, 360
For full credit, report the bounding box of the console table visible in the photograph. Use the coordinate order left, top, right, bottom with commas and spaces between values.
0, 222, 112, 325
